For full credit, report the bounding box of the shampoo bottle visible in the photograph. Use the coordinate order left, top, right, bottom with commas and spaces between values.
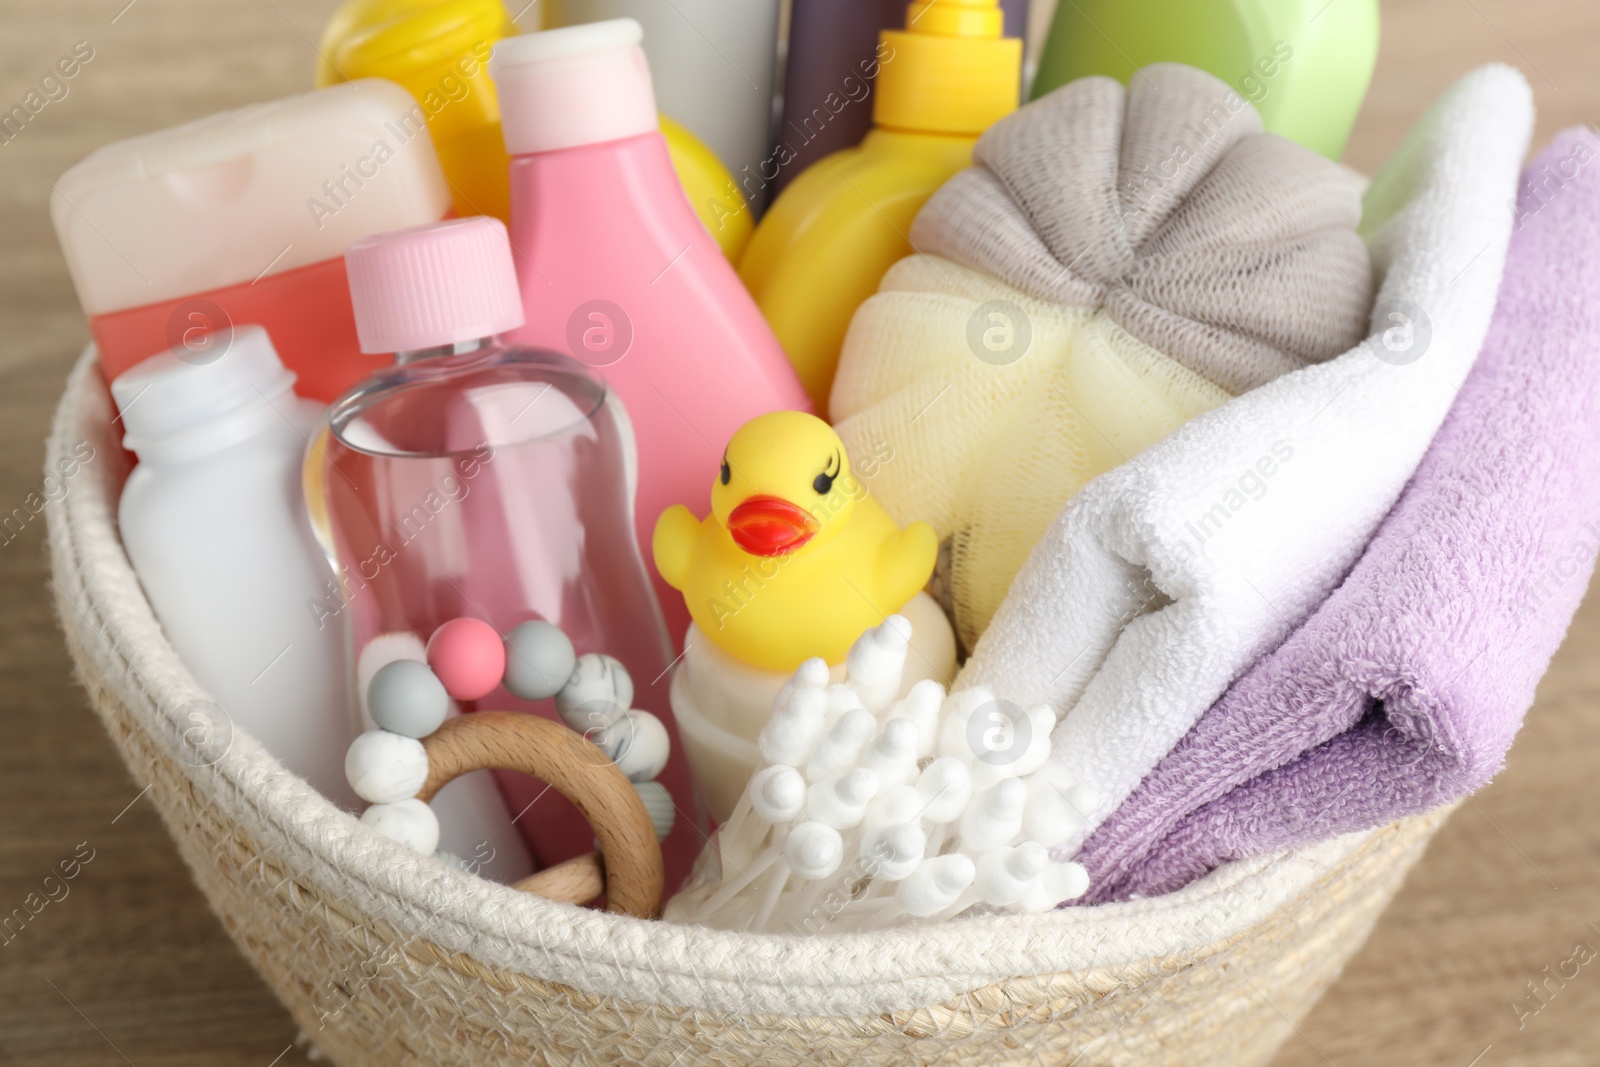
113, 327, 357, 809
776, 0, 1029, 194
739, 0, 1021, 412
488, 20, 813, 645
53, 81, 451, 403
1030, 0, 1380, 159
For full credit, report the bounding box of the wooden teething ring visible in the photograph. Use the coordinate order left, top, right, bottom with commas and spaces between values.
417, 712, 664, 919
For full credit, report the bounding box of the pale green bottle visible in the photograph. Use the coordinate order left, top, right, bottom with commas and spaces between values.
1029, 0, 1379, 160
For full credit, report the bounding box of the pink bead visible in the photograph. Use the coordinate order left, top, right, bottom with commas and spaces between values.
426, 618, 506, 701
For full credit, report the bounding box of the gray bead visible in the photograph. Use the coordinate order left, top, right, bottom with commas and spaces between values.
503, 621, 576, 701
367, 659, 450, 738
633, 780, 676, 841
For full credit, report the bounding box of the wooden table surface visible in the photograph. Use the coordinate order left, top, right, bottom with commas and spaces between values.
2, 1, 1597, 1064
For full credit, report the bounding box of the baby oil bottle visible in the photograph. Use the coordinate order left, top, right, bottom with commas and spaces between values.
312, 216, 701, 889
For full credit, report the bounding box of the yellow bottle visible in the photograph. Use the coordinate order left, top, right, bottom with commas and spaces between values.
317, 0, 752, 259
739, 0, 1020, 412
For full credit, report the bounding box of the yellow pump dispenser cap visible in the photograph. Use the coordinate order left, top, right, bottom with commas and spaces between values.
874, 0, 1022, 136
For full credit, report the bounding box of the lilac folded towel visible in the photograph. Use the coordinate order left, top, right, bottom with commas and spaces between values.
1079, 127, 1600, 902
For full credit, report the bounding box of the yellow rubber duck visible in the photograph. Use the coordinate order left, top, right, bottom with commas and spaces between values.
653, 411, 938, 673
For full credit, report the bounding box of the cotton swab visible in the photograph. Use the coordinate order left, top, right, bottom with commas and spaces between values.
974, 842, 1050, 908
895, 855, 976, 918
805, 707, 876, 780
1019, 861, 1091, 913
759, 684, 828, 766
1022, 765, 1097, 849
959, 778, 1026, 847
662, 617, 1095, 934
845, 614, 912, 713
860, 716, 919, 789
885, 678, 944, 757
807, 768, 879, 829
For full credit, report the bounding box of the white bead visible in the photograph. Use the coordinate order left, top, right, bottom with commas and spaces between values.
607, 710, 671, 782
759, 686, 827, 765
915, 758, 972, 824
345, 729, 429, 804
960, 778, 1026, 846
633, 780, 676, 841
805, 707, 875, 780
859, 821, 926, 881
361, 798, 440, 855
886, 678, 944, 758
896, 854, 975, 917
749, 765, 807, 823
555, 653, 632, 734
785, 821, 843, 879
806, 768, 878, 829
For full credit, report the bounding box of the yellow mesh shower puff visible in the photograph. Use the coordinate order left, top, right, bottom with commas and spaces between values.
830, 63, 1373, 649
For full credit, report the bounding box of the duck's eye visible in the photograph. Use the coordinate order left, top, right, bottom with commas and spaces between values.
813, 453, 840, 496
720, 459, 731, 486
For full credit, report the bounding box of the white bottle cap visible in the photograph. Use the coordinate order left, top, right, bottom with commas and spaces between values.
490, 19, 659, 156
111, 324, 295, 455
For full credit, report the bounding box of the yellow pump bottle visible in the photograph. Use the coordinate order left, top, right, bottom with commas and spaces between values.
317, 0, 752, 259
738, 0, 1020, 412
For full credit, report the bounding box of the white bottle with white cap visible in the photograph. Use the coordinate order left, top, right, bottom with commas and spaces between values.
113, 327, 358, 809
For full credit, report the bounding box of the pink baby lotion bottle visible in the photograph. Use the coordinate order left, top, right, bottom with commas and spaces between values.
488, 20, 814, 646
320, 216, 702, 888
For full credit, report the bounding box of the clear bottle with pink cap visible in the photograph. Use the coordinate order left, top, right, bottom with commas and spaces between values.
487, 19, 814, 647
313, 216, 702, 889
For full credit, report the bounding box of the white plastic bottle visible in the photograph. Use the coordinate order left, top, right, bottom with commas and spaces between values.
113, 326, 357, 809
546, 0, 781, 206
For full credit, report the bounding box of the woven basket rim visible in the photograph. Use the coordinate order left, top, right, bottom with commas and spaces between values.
46, 346, 1389, 1017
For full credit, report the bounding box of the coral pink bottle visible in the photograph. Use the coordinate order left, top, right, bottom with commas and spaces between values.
488, 20, 813, 646
319, 217, 702, 889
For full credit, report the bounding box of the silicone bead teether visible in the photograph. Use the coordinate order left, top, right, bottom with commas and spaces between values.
366, 659, 450, 738
502, 620, 576, 701
426, 618, 507, 701
345, 729, 430, 804
361, 797, 440, 854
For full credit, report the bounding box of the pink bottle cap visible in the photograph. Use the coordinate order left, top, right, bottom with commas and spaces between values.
489, 19, 659, 156
344, 217, 525, 355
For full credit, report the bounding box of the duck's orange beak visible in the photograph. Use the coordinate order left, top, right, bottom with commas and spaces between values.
727, 495, 818, 556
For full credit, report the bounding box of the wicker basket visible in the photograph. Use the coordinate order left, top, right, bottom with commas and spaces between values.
44, 349, 1451, 1066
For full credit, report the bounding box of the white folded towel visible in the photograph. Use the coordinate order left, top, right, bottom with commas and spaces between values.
956, 65, 1535, 857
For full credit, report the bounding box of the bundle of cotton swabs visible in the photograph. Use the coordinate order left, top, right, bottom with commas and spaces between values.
664, 616, 1095, 933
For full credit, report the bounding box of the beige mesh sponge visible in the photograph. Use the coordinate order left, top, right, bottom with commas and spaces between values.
831, 64, 1372, 649
51, 351, 1439, 1067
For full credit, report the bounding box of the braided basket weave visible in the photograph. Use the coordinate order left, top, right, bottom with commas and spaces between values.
47, 350, 1448, 1066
